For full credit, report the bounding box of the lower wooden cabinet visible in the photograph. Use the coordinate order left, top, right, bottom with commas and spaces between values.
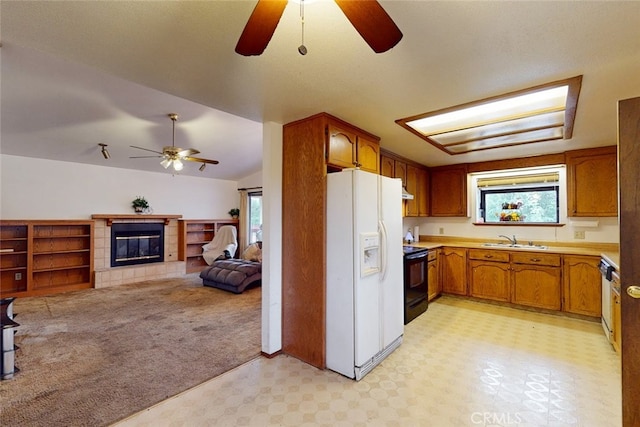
511, 264, 562, 310
468, 249, 510, 302
440, 247, 467, 296
427, 250, 440, 301
510, 252, 562, 310
562, 255, 601, 317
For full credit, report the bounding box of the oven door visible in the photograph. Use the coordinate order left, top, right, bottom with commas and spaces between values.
404, 250, 429, 324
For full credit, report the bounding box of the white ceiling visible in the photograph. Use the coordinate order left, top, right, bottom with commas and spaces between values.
2, 1, 640, 180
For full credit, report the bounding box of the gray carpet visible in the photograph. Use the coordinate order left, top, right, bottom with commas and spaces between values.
0, 274, 261, 426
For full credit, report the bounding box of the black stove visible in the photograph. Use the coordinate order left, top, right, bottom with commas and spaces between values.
402, 245, 429, 324
403, 245, 429, 256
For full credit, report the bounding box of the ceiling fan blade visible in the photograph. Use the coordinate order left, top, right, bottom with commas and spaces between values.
334, 0, 403, 53
130, 145, 164, 155
129, 155, 163, 159
177, 148, 200, 157
184, 156, 220, 165
235, 0, 288, 56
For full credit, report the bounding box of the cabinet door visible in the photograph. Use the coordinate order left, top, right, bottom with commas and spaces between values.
511, 264, 561, 310
562, 255, 601, 317
416, 167, 429, 216
326, 124, 357, 170
356, 136, 380, 173
430, 165, 468, 217
380, 155, 395, 178
440, 247, 467, 295
405, 165, 420, 217
394, 161, 407, 187
427, 259, 439, 301
566, 146, 618, 217
469, 260, 510, 302
612, 289, 621, 353
406, 165, 429, 217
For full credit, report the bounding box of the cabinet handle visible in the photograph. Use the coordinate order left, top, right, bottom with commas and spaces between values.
530, 258, 541, 262
484, 254, 493, 258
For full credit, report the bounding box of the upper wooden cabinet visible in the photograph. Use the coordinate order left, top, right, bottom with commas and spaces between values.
405, 165, 429, 217
566, 146, 618, 217
430, 164, 468, 217
380, 154, 407, 187
356, 135, 380, 173
327, 120, 380, 174
326, 123, 357, 170
380, 155, 395, 178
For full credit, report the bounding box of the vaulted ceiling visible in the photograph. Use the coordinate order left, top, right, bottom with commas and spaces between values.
2, 1, 640, 179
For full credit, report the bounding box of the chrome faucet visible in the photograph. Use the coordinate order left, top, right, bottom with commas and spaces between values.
498, 234, 517, 245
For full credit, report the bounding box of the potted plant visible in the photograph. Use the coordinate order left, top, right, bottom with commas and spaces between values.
132, 196, 150, 213
228, 208, 240, 219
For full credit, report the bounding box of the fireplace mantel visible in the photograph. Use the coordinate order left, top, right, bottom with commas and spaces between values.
91, 214, 182, 226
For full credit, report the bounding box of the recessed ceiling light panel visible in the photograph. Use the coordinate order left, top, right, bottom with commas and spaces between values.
396, 75, 582, 155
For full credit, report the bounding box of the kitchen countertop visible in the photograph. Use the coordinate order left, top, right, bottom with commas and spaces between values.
405, 238, 620, 263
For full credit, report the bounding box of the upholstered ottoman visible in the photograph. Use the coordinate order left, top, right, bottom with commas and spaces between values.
199, 259, 262, 294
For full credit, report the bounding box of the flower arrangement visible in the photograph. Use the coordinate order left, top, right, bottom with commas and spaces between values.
499, 201, 524, 221
499, 211, 524, 221
132, 196, 149, 213
228, 208, 240, 218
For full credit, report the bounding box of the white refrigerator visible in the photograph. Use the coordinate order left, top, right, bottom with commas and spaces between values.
326, 168, 404, 380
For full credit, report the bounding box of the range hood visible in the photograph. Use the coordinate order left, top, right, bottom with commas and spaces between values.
402, 187, 414, 200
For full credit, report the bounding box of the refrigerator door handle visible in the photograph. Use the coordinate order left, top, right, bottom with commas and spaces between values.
379, 220, 388, 281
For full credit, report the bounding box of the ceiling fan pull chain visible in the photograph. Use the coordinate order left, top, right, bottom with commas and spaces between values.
298, 0, 307, 55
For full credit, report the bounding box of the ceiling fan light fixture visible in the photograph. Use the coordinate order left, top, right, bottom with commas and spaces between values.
160, 158, 172, 169
173, 159, 184, 171
99, 143, 110, 159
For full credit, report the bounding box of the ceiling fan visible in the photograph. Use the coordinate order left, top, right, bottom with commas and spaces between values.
235, 0, 403, 56
130, 113, 219, 171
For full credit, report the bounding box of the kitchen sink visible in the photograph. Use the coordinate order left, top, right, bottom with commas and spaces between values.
482, 242, 548, 250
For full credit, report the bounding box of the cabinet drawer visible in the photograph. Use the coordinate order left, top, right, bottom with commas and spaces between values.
511, 252, 560, 266
468, 249, 509, 262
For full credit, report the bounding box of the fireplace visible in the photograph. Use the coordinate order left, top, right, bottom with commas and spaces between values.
110, 223, 164, 267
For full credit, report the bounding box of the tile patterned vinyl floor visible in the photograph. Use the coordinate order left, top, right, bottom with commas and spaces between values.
113, 296, 621, 427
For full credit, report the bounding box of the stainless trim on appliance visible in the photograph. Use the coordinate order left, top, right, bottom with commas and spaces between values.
599, 258, 614, 341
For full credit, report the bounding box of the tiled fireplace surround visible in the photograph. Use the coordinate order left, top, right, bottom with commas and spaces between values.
93, 217, 185, 288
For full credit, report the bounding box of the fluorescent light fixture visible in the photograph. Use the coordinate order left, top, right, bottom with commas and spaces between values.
396, 75, 582, 155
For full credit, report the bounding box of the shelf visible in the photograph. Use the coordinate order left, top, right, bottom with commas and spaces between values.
33, 264, 91, 273
33, 234, 91, 239
0, 266, 27, 272
179, 219, 238, 273
1, 220, 94, 297
92, 214, 182, 226
33, 249, 91, 255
